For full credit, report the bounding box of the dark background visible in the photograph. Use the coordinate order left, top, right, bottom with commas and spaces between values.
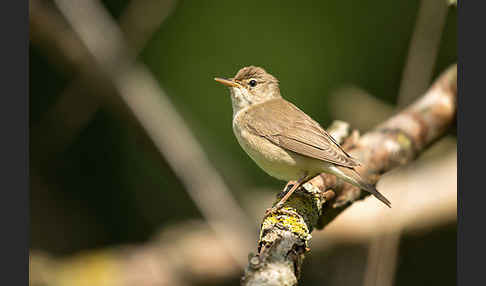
29, 1, 457, 285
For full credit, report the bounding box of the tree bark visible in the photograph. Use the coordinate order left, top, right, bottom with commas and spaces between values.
241, 64, 457, 286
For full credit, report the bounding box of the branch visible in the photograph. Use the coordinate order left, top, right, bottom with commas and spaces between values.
396, 0, 448, 107
29, 0, 175, 167
31, 154, 457, 286
241, 64, 457, 286
30, 141, 456, 286
31, 0, 254, 266
30, 221, 242, 286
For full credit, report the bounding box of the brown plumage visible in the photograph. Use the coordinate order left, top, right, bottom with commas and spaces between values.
243, 98, 360, 168
234, 66, 279, 84
215, 66, 391, 209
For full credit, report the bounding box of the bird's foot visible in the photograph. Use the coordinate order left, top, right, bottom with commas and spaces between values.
264, 203, 283, 217
263, 203, 296, 220
264, 175, 308, 220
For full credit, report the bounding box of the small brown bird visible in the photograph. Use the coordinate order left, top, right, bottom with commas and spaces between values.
215, 66, 390, 213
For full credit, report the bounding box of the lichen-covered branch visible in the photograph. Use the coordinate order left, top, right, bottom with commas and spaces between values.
241, 64, 457, 286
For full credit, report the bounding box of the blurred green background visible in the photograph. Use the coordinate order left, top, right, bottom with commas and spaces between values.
30, 1, 456, 285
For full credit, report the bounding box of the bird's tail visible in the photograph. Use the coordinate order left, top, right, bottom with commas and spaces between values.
328, 165, 391, 208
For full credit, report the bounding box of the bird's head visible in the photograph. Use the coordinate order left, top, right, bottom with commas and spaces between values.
215, 66, 281, 114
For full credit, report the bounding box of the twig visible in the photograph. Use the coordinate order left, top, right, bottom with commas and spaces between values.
365, 1, 450, 282
397, 0, 449, 107
29, 0, 175, 167
48, 0, 254, 266
241, 64, 457, 285
30, 221, 241, 286
329, 86, 395, 132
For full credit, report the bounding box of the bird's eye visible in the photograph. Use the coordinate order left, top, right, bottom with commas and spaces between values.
249, 79, 257, 87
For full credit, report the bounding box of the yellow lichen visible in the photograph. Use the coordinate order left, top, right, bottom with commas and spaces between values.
396, 132, 412, 150
260, 183, 324, 243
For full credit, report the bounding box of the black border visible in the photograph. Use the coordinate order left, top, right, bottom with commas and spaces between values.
0, 1, 472, 285
458, 1, 484, 286
1, 0, 29, 285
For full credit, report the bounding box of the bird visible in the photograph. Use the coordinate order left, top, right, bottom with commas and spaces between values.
214, 66, 390, 214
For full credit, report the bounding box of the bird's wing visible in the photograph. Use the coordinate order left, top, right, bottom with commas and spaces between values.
244, 98, 360, 168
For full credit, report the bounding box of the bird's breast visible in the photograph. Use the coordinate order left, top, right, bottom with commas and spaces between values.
232, 112, 312, 181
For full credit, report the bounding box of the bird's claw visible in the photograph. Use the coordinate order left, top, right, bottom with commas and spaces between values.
263, 202, 285, 218
263, 203, 297, 222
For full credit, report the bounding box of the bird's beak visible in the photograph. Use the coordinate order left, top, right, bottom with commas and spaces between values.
214, 77, 241, 88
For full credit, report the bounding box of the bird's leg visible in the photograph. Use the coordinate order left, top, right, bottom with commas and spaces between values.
276, 180, 298, 199
265, 174, 308, 216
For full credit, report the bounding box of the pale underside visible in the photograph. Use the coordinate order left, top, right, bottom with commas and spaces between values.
232, 98, 359, 181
